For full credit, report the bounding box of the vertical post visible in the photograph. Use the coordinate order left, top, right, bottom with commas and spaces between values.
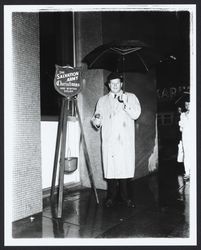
122, 55, 126, 93
51, 98, 65, 200
72, 11, 76, 68
57, 98, 69, 218
74, 99, 99, 204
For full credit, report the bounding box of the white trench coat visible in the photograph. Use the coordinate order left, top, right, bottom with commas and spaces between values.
93, 91, 141, 179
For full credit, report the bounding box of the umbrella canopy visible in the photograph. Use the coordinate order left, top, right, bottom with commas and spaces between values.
175, 91, 190, 105
82, 40, 162, 73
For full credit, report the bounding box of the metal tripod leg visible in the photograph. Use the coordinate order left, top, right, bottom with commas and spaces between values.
57, 99, 69, 218
74, 99, 99, 204
51, 98, 65, 200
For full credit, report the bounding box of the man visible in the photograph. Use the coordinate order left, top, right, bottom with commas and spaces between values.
91, 72, 141, 208
178, 93, 191, 180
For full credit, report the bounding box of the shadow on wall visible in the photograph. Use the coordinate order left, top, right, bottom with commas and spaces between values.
126, 71, 157, 179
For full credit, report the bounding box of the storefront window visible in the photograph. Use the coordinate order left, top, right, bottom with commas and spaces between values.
39, 12, 74, 119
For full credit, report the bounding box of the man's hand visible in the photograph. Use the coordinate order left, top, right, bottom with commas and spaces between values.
92, 114, 102, 128
121, 93, 128, 104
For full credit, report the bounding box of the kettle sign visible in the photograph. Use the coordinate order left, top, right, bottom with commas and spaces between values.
54, 65, 82, 98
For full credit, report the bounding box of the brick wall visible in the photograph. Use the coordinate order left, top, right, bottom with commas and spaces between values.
12, 13, 42, 221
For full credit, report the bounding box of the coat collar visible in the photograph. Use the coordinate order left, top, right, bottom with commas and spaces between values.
109, 90, 123, 98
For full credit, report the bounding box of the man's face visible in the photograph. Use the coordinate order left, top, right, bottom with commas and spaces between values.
109, 78, 123, 94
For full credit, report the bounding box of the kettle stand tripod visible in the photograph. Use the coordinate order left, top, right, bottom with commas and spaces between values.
50, 96, 99, 218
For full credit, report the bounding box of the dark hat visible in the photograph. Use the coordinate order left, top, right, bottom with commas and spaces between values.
107, 72, 123, 82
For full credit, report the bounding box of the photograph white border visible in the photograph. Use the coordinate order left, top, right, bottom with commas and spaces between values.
4, 4, 197, 246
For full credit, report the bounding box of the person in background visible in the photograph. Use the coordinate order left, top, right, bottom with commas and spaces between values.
178, 93, 191, 180
175, 105, 185, 201
91, 72, 141, 208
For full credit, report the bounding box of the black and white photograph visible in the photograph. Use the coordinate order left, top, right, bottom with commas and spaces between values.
3, 3, 197, 246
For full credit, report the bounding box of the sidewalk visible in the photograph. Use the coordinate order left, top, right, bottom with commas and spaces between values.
12, 172, 189, 238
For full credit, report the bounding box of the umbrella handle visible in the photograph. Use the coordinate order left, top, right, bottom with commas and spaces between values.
122, 55, 126, 93
117, 96, 124, 103
119, 55, 125, 103
122, 80, 126, 93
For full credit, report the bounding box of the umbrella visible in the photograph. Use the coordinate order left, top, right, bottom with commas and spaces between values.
175, 91, 190, 105
82, 40, 162, 91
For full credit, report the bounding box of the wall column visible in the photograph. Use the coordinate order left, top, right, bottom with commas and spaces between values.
11, 13, 42, 221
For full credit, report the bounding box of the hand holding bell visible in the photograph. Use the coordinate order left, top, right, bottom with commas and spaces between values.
93, 113, 101, 128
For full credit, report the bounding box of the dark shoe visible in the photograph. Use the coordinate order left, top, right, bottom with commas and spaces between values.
124, 199, 135, 208
105, 199, 115, 208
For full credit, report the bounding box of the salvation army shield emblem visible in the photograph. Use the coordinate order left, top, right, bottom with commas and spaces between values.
54, 65, 82, 98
